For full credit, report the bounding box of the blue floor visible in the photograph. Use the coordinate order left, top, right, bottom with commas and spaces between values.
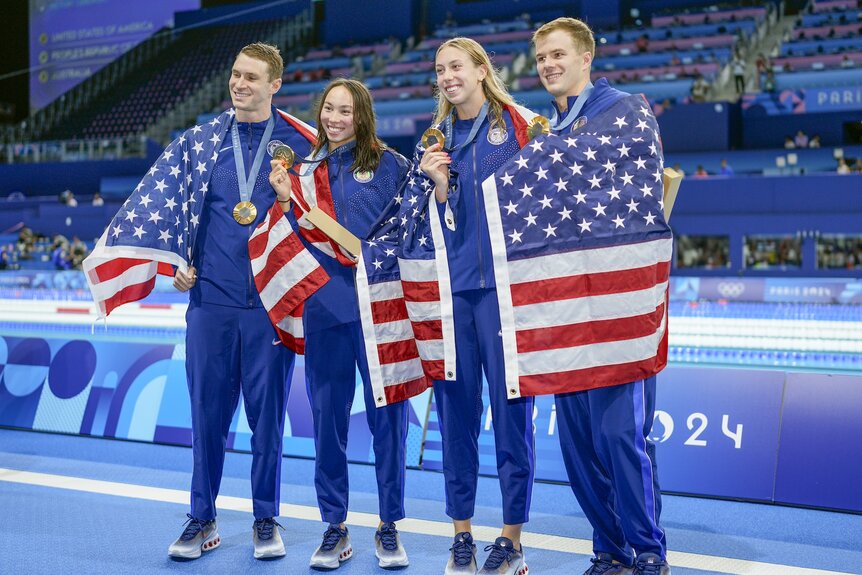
1, 428, 860, 575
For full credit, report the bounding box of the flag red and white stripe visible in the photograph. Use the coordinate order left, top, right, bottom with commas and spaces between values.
355, 254, 432, 407
491, 232, 671, 397
250, 201, 330, 354
481, 94, 672, 398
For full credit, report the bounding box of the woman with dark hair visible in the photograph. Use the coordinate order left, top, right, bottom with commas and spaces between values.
270, 78, 412, 571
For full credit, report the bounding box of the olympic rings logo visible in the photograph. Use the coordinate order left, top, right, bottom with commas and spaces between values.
716, 282, 745, 298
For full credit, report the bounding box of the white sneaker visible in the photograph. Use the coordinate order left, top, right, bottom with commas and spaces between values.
168, 514, 220, 560
375, 522, 409, 568
478, 537, 527, 575
309, 524, 353, 569
445, 532, 478, 575
253, 517, 286, 559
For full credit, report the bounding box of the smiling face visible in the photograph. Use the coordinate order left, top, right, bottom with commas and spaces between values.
319, 85, 356, 150
435, 44, 488, 118
535, 29, 592, 108
229, 53, 281, 122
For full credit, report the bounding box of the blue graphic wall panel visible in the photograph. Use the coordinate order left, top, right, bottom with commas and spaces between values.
774, 373, 862, 512
0, 335, 430, 468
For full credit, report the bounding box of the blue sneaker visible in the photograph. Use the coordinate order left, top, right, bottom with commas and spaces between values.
309, 524, 352, 570
633, 553, 670, 575
584, 552, 634, 574
445, 531, 478, 575
478, 536, 528, 575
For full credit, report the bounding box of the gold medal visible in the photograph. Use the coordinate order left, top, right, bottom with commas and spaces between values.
273, 144, 295, 169
422, 127, 445, 150
233, 201, 257, 225
527, 115, 551, 140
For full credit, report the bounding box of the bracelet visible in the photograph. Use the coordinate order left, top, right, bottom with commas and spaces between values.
277, 199, 291, 204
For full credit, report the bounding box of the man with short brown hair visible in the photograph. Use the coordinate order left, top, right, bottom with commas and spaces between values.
533, 17, 672, 575
162, 42, 316, 561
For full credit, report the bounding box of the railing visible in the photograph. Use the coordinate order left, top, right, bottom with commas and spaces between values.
0, 136, 149, 164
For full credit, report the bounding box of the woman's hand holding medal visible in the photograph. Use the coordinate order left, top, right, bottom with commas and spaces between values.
419, 139, 451, 204
269, 158, 293, 209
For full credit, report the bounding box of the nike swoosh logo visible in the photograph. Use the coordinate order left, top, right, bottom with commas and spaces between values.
272, 338, 281, 346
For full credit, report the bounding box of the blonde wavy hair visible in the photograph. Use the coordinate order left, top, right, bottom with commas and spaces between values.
432, 37, 515, 132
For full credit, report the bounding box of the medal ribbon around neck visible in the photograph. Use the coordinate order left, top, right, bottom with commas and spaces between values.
441, 100, 489, 152
294, 140, 355, 177
231, 115, 275, 224
550, 81, 594, 132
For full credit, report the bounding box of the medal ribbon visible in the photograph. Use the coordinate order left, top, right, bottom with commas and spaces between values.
231, 114, 275, 206
550, 81, 594, 132
442, 101, 489, 152
296, 140, 355, 177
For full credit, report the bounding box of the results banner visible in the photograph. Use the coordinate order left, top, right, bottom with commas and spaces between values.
29, 0, 199, 111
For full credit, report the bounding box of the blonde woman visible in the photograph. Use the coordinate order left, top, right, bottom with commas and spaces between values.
415, 37, 536, 575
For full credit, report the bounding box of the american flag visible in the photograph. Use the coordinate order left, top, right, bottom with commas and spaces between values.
354, 104, 537, 395
251, 110, 353, 354
83, 109, 332, 358
355, 211, 435, 406
250, 200, 330, 353
83, 109, 235, 317
481, 95, 672, 398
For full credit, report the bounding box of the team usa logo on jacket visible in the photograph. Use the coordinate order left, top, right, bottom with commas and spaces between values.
571, 116, 588, 131
353, 169, 374, 183
487, 126, 508, 145
266, 139, 287, 157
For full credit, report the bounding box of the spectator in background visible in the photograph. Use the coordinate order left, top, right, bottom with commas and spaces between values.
695, 165, 709, 177
17, 228, 34, 260
853, 158, 862, 173
653, 98, 673, 115
809, 134, 821, 148
755, 53, 769, 88
65, 191, 78, 207
719, 158, 734, 176
841, 54, 855, 68
784, 136, 796, 149
91, 192, 104, 206
794, 130, 809, 148
764, 68, 776, 92
672, 163, 686, 176
635, 33, 649, 53
690, 74, 709, 102
732, 56, 746, 94
69, 236, 88, 268
59, 189, 71, 204
837, 158, 851, 174
51, 236, 72, 270
0, 245, 8, 270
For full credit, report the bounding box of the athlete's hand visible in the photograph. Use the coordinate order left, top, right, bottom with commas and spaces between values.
419, 143, 451, 202
173, 266, 197, 292
269, 159, 293, 203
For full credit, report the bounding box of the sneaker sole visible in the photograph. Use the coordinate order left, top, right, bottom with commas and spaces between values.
310, 546, 353, 570
168, 532, 220, 560
376, 551, 409, 569
254, 547, 286, 560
